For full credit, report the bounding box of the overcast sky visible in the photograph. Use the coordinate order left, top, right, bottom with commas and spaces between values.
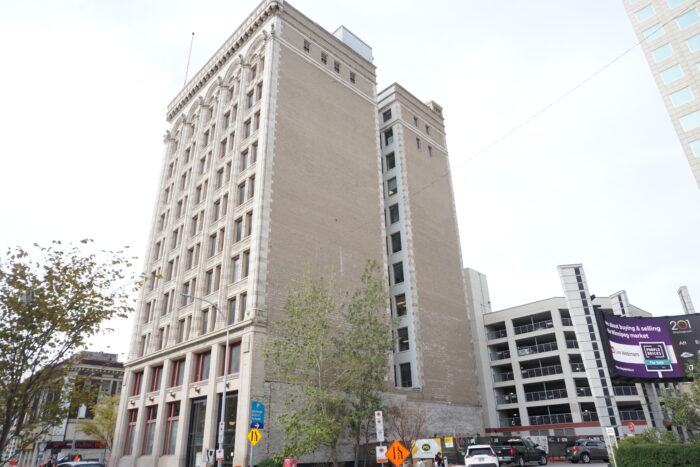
1, 1, 698, 359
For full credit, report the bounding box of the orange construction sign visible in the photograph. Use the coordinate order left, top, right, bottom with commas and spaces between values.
386, 440, 410, 467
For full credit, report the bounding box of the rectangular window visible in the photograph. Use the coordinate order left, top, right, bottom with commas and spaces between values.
205, 270, 214, 295
209, 233, 218, 256
240, 293, 248, 318
393, 262, 404, 284
228, 297, 237, 324
251, 142, 258, 163
240, 150, 249, 170
399, 363, 412, 387
223, 111, 231, 129
321, 52, 327, 64
250, 65, 257, 80
238, 183, 246, 205
668, 0, 687, 7
334, 61, 340, 73
242, 250, 250, 278
389, 204, 400, 223
186, 247, 195, 269
688, 33, 700, 52
216, 168, 224, 188
350, 72, 356, 84
177, 319, 186, 343
416, 138, 421, 149
234, 217, 243, 242
395, 293, 407, 316
231, 256, 241, 282
643, 24, 665, 42
256, 83, 263, 100
163, 402, 180, 455
670, 87, 694, 106
150, 366, 163, 392
199, 156, 207, 174
428, 146, 433, 157
243, 119, 251, 138
254, 111, 261, 130
245, 212, 253, 237
142, 406, 158, 455
387, 177, 398, 196
213, 200, 221, 222
413, 116, 418, 126
680, 109, 700, 131
195, 184, 203, 204
634, 4, 655, 22
689, 139, 700, 156
194, 351, 211, 381
170, 359, 185, 387
221, 342, 242, 375
425, 125, 430, 135
246, 91, 254, 109
303, 39, 310, 53
397, 327, 409, 351
248, 175, 255, 199
201, 309, 209, 334
385, 152, 395, 170
677, 9, 700, 29
660, 64, 683, 84
180, 173, 187, 189
124, 409, 138, 455
132, 371, 143, 396
384, 128, 394, 146
382, 109, 392, 122
651, 43, 673, 62
390, 232, 402, 253
220, 139, 227, 157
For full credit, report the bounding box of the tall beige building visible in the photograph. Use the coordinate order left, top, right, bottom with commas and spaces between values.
112, 2, 480, 467
623, 0, 700, 188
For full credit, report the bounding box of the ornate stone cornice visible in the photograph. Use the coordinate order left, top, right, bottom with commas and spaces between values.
166, 0, 282, 122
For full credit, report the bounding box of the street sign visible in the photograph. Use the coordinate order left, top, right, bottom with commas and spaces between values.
247, 428, 262, 446
443, 437, 453, 448
628, 422, 636, 433
386, 440, 409, 467
250, 401, 265, 429
376, 446, 388, 463
218, 421, 225, 444
206, 449, 216, 463
374, 410, 384, 442
216, 449, 225, 461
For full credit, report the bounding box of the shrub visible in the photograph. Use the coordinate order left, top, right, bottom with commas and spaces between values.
615, 444, 700, 466
257, 459, 282, 467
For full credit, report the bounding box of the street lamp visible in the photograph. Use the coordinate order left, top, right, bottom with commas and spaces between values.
182, 294, 230, 467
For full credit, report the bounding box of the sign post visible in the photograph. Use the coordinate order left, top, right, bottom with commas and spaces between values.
627, 422, 636, 433
375, 411, 385, 466
386, 440, 410, 467
248, 402, 265, 467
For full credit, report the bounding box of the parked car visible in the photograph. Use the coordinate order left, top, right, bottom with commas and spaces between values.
465, 445, 499, 467
565, 439, 609, 463
491, 438, 547, 466
56, 462, 104, 467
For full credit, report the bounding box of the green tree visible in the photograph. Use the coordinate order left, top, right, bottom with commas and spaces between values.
0, 241, 137, 464
340, 262, 391, 467
264, 261, 392, 467
77, 395, 119, 453
661, 358, 700, 441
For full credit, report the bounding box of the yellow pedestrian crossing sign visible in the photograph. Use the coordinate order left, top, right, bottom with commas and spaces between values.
247, 428, 262, 445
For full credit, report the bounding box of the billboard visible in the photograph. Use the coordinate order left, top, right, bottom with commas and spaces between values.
596, 311, 700, 381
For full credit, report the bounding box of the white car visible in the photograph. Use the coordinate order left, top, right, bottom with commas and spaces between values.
465, 445, 499, 467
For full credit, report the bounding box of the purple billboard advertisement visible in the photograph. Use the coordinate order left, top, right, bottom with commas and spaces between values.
596, 311, 700, 381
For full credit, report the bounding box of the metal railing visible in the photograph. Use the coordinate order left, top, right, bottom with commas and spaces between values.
500, 417, 521, 428
493, 372, 514, 382
619, 410, 646, 421
487, 329, 508, 340
513, 320, 554, 335
517, 341, 558, 356
570, 362, 586, 372
490, 350, 511, 361
496, 394, 518, 404
576, 387, 592, 397
521, 364, 563, 379
561, 317, 573, 326
614, 385, 639, 396
581, 412, 599, 422
529, 413, 573, 425
566, 339, 579, 349
525, 388, 567, 402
